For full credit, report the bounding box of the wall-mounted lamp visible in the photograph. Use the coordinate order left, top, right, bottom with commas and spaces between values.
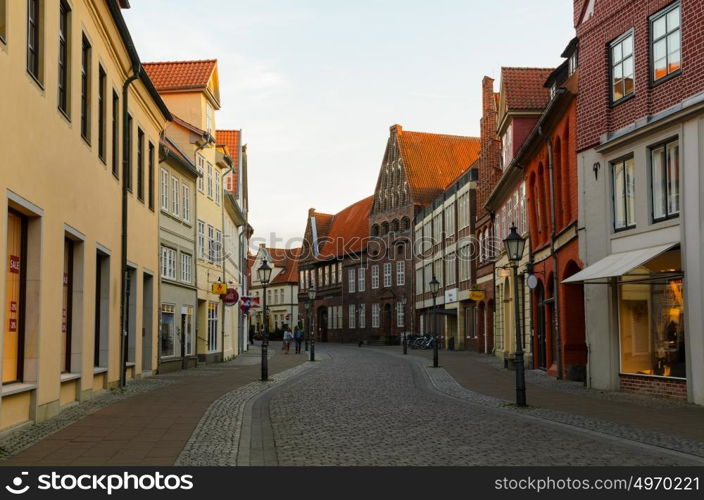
593, 161, 601, 180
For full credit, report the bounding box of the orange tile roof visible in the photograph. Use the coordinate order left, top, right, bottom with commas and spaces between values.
317, 196, 373, 259
216, 130, 241, 193
270, 247, 302, 284
142, 60, 217, 92
395, 127, 481, 207
500, 67, 553, 110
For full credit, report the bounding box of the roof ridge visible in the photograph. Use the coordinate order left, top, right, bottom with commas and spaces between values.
501, 66, 555, 71
143, 59, 217, 66
401, 130, 480, 140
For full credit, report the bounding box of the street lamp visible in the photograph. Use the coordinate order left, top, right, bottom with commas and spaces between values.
429, 276, 440, 368
308, 286, 317, 362
504, 223, 527, 407
304, 301, 310, 352
258, 259, 272, 381
401, 295, 408, 355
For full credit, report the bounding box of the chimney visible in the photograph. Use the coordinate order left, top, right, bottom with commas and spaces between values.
308, 208, 316, 218
390, 124, 403, 136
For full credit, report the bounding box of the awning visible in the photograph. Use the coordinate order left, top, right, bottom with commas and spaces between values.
562, 243, 678, 284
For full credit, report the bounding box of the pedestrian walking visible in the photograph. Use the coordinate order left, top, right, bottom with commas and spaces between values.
283, 327, 293, 354
294, 327, 304, 354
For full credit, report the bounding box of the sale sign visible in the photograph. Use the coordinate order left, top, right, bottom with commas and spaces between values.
10, 301, 17, 313
9, 319, 17, 332
9, 255, 20, 274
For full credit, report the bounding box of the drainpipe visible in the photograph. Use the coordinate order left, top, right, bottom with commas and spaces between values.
221, 163, 234, 362
539, 125, 562, 380
119, 66, 141, 389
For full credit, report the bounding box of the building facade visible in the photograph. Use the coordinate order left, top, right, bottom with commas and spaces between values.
0, 0, 169, 430
569, 0, 702, 401
251, 245, 300, 335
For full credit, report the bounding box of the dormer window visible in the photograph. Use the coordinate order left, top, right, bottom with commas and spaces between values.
206, 102, 214, 134
568, 49, 578, 76
501, 123, 513, 169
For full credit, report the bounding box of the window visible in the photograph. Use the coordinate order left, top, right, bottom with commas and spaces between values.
182, 184, 191, 222
502, 124, 513, 169
181, 253, 193, 283
612, 156, 636, 230
112, 91, 119, 178
397, 302, 405, 328
651, 139, 679, 221
98, 66, 107, 161
4, 210, 27, 383
160, 169, 169, 210
207, 225, 215, 261
331, 263, 337, 284
171, 176, 179, 216
458, 193, 469, 229
215, 171, 221, 204
371, 265, 379, 289
27, 0, 42, 82
324, 266, 329, 286
137, 128, 144, 201
434, 259, 443, 287
161, 247, 176, 280
359, 304, 366, 329
197, 221, 205, 259
58, 2, 70, 115
651, 3, 681, 82
433, 214, 442, 243
62, 239, 74, 373
126, 114, 133, 191
446, 253, 456, 286
611, 31, 634, 103
348, 269, 356, 293
184, 306, 194, 356
197, 155, 204, 192
80, 34, 91, 142
349, 305, 356, 329
358, 267, 366, 292
206, 102, 214, 133
207, 163, 213, 198
383, 262, 392, 287
160, 304, 175, 357
459, 245, 471, 282
215, 230, 222, 263
148, 142, 155, 210
416, 268, 423, 295
445, 205, 455, 236
372, 304, 380, 328
207, 303, 218, 352
396, 261, 405, 286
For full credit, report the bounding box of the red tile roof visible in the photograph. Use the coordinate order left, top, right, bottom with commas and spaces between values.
216, 130, 241, 193
500, 67, 554, 111
142, 60, 217, 92
317, 196, 373, 259
269, 247, 302, 284
394, 126, 481, 207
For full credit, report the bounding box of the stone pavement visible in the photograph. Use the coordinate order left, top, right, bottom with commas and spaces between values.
1, 342, 307, 466
370, 345, 704, 444
237, 345, 704, 466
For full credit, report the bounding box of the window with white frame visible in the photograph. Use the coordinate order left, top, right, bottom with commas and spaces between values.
197, 154, 205, 192
433, 214, 442, 244
358, 267, 366, 291
416, 268, 423, 295
445, 253, 456, 286
324, 266, 330, 286
651, 3, 681, 82
433, 259, 443, 287
383, 263, 392, 287
215, 230, 222, 262
208, 225, 215, 261
161, 246, 176, 280
197, 221, 206, 259
610, 31, 634, 103
160, 304, 176, 357
331, 263, 337, 284
458, 193, 470, 229
459, 245, 471, 282
348, 269, 356, 293
445, 205, 455, 236
215, 171, 221, 204
182, 185, 191, 222
612, 156, 636, 230
371, 265, 379, 289
349, 304, 356, 329
181, 253, 192, 283
300, 271, 305, 289
207, 302, 218, 352
207, 163, 213, 198
424, 264, 432, 292
397, 302, 405, 328
372, 303, 380, 328
171, 177, 179, 216
359, 304, 366, 328
396, 261, 405, 286
160, 169, 169, 211
651, 139, 680, 221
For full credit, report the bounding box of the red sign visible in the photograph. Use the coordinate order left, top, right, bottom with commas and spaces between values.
9, 319, 17, 332
10, 302, 17, 313
9, 255, 20, 274
221, 288, 240, 305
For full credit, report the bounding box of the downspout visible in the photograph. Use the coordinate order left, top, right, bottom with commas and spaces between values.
119, 66, 140, 389
191, 138, 209, 367
539, 125, 562, 379
221, 164, 234, 362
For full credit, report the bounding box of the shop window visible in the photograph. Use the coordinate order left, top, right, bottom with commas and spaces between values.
160, 304, 175, 357
4, 210, 27, 383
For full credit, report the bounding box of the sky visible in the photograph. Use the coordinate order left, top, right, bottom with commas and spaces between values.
123, 1, 575, 248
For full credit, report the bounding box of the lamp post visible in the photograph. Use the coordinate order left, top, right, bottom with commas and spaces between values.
258, 259, 272, 381
401, 295, 408, 355
504, 223, 527, 407
429, 276, 440, 368
308, 286, 317, 362
304, 301, 310, 352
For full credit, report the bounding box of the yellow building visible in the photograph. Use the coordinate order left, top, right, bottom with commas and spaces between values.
0, 0, 170, 431
143, 59, 239, 363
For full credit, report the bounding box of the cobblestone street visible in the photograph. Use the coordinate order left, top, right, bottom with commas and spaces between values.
239, 345, 704, 466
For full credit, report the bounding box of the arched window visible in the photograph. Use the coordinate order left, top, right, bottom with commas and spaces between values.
381, 222, 390, 235
391, 219, 400, 232
371, 224, 380, 237
553, 136, 563, 229
402, 217, 411, 231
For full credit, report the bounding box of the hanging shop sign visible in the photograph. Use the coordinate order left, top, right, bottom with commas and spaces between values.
211, 282, 228, 295
221, 288, 240, 306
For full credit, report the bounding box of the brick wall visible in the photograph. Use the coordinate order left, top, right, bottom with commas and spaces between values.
576, 0, 704, 151
619, 374, 688, 400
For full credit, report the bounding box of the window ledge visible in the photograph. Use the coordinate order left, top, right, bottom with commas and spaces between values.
125, 362, 136, 368
93, 367, 108, 375
60, 373, 81, 383
1, 383, 37, 397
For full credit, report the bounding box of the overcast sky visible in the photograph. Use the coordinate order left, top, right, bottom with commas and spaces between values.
123, 1, 575, 248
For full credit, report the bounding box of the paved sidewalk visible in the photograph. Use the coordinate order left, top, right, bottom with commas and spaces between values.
370, 346, 704, 444
2, 343, 308, 466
